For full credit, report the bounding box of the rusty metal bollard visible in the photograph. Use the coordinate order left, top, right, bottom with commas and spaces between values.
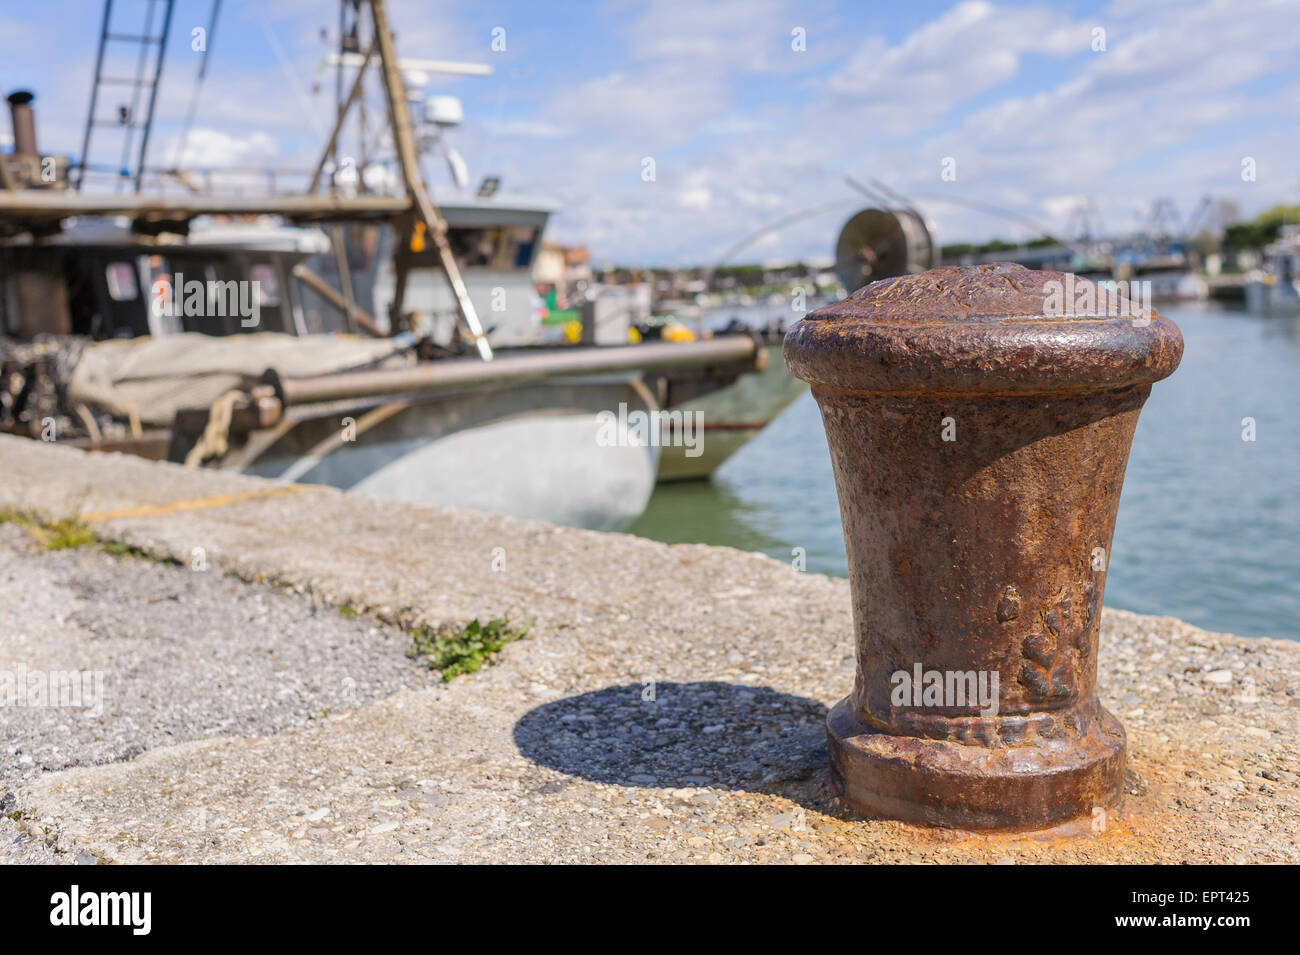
784, 263, 1183, 829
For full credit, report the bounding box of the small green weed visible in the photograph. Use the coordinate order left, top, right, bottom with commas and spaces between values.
407, 616, 531, 682
0, 508, 96, 550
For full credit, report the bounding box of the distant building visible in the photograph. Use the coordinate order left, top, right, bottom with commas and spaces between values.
533, 241, 591, 293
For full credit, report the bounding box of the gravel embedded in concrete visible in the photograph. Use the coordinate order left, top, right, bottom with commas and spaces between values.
0, 518, 438, 862
0, 523, 437, 785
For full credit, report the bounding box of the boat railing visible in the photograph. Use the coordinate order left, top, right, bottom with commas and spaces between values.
70, 162, 369, 199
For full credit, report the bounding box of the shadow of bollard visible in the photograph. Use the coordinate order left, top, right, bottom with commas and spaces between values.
513, 682, 829, 807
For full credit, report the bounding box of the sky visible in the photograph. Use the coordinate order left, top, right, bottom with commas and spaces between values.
1, 0, 1297, 266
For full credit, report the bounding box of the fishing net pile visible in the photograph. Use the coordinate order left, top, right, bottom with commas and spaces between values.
2, 332, 413, 442
0, 334, 92, 441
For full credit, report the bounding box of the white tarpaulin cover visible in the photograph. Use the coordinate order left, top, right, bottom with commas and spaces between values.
67, 332, 414, 427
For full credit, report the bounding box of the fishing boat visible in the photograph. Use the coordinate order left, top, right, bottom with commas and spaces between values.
1245, 225, 1300, 315
0, 0, 764, 531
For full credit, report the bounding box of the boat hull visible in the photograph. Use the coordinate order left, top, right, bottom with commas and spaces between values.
656, 342, 807, 481
1245, 278, 1300, 315
238, 375, 659, 531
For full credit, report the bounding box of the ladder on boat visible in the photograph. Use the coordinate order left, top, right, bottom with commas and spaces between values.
74, 0, 176, 193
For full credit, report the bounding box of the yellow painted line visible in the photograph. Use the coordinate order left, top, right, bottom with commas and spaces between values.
80, 485, 308, 523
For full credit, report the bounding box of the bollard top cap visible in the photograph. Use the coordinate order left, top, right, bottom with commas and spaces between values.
783, 263, 1183, 394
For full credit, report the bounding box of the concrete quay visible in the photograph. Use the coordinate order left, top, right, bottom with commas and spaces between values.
0, 435, 1295, 863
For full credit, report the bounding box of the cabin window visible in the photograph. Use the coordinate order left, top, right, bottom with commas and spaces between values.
448, 228, 500, 268
507, 227, 538, 269
105, 262, 139, 301
250, 264, 281, 306
447, 226, 541, 270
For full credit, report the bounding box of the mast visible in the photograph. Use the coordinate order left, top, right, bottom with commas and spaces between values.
366, 0, 493, 359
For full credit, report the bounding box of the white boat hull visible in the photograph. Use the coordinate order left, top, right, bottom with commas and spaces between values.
239, 376, 659, 531
1246, 277, 1300, 315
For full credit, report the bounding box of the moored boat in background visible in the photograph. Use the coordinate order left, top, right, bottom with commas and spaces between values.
1245, 225, 1300, 315
0, 0, 771, 531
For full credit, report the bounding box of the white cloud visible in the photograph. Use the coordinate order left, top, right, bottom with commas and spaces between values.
160, 129, 279, 169
821, 1, 1091, 134
481, 118, 574, 139
624, 0, 838, 74
677, 186, 712, 210
1042, 195, 1090, 218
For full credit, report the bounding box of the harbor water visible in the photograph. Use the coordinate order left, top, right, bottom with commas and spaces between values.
631, 302, 1300, 641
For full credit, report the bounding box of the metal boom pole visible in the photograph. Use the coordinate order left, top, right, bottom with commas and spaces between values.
367, 0, 493, 360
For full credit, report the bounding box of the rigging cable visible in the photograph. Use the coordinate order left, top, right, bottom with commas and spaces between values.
169, 0, 223, 177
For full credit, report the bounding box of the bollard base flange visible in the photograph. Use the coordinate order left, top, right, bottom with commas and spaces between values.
827, 697, 1126, 831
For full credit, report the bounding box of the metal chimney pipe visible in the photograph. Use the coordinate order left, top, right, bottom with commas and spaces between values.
7, 90, 38, 158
